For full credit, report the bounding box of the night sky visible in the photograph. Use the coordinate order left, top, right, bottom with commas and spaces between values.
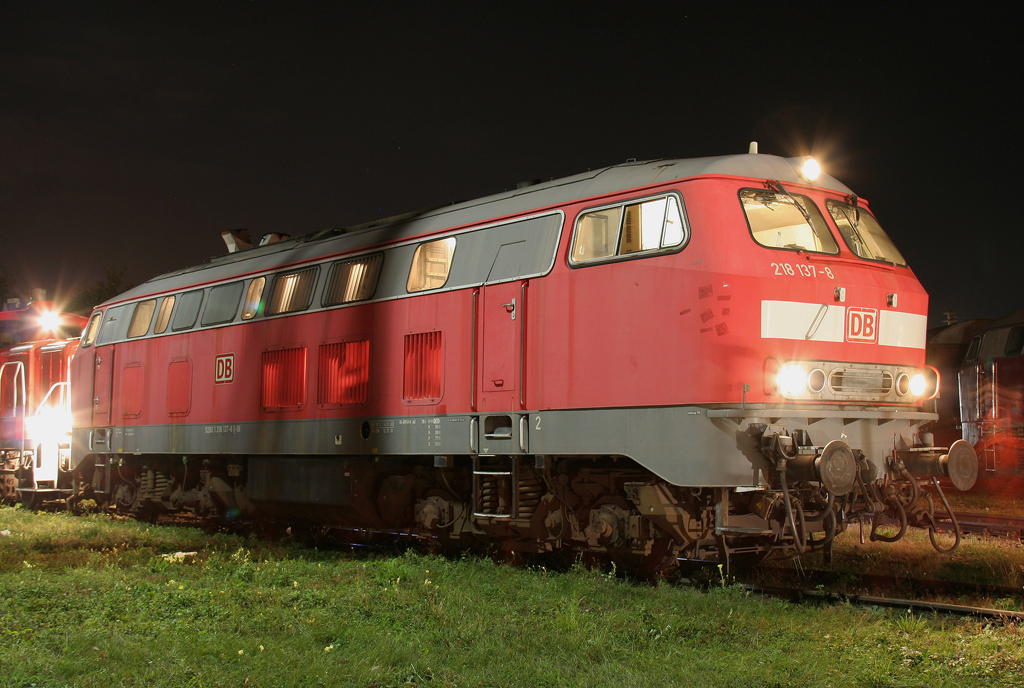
2, 5, 1020, 325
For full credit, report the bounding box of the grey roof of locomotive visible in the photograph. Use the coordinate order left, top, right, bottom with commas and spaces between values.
104, 153, 852, 306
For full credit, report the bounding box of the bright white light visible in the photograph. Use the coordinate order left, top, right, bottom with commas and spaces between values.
777, 363, 808, 397
38, 311, 62, 331
801, 157, 821, 182
909, 374, 927, 397
25, 407, 72, 445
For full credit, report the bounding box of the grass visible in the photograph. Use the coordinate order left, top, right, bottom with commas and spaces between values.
0, 506, 1022, 687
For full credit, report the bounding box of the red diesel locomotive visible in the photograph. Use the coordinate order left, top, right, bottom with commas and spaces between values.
1, 298, 86, 503
57, 150, 977, 570
958, 309, 1024, 494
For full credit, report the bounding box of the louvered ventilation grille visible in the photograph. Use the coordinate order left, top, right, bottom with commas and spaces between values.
318, 340, 370, 404
261, 348, 306, 408
829, 369, 893, 394
403, 332, 442, 400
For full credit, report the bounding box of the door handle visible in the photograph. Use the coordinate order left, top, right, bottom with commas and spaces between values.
502, 298, 516, 320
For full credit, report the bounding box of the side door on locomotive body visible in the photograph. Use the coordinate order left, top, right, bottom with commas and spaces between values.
72, 308, 119, 460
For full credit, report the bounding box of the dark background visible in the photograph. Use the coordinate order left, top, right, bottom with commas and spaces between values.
1, 4, 1019, 324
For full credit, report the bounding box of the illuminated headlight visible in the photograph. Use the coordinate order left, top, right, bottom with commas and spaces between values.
909, 374, 927, 397
25, 408, 72, 444
800, 157, 821, 182
777, 363, 808, 397
38, 311, 62, 332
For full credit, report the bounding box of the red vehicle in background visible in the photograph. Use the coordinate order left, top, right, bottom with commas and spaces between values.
0, 295, 86, 504
959, 310, 1024, 495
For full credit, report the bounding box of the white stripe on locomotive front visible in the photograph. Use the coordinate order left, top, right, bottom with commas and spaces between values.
760, 300, 926, 348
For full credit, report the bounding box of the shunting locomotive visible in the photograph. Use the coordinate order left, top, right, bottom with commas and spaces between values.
957, 310, 1024, 494
0, 294, 86, 503
50, 148, 978, 571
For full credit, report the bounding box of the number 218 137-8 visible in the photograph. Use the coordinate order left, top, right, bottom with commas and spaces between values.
771, 263, 833, 279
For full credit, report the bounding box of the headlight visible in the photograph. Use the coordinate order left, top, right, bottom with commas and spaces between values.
38, 311, 62, 332
25, 407, 72, 444
777, 363, 808, 397
909, 374, 927, 397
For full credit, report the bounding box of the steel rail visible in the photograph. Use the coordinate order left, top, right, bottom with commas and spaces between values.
735, 583, 1024, 621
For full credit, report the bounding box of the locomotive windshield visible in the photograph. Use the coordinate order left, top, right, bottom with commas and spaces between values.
826, 200, 907, 266
739, 189, 838, 254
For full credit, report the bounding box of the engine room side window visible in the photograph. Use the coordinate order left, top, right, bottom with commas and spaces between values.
172, 290, 204, 331
571, 194, 687, 265
407, 237, 456, 292
826, 200, 908, 266
154, 296, 175, 334
201, 282, 243, 326
266, 267, 318, 316
82, 312, 102, 347
740, 189, 838, 254
323, 253, 384, 306
241, 277, 266, 320
127, 299, 157, 338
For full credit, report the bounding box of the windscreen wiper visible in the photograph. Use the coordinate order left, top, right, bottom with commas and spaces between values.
766, 180, 811, 224
846, 193, 861, 227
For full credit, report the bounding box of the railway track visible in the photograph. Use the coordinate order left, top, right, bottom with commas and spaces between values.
938, 512, 1024, 539
679, 558, 1024, 621
737, 582, 1024, 621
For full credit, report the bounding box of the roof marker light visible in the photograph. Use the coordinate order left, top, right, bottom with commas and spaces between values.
800, 157, 821, 182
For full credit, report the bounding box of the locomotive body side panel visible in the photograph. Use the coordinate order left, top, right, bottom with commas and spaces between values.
70, 168, 933, 479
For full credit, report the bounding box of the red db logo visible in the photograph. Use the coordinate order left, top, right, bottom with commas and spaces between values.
846, 308, 878, 344
215, 354, 234, 384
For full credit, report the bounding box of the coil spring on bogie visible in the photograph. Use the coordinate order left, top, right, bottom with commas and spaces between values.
517, 476, 544, 518
478, 477, 501, 515
139, 470, 170, 498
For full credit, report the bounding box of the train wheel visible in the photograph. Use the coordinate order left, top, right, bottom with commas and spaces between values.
637, 536, 679, 579
20, 491, 41, 511
113, 483, 136, 513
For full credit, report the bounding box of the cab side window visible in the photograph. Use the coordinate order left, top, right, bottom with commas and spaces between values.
964, 335, 982, 363
571, 194, 687, 265
82, 312, 103, 347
